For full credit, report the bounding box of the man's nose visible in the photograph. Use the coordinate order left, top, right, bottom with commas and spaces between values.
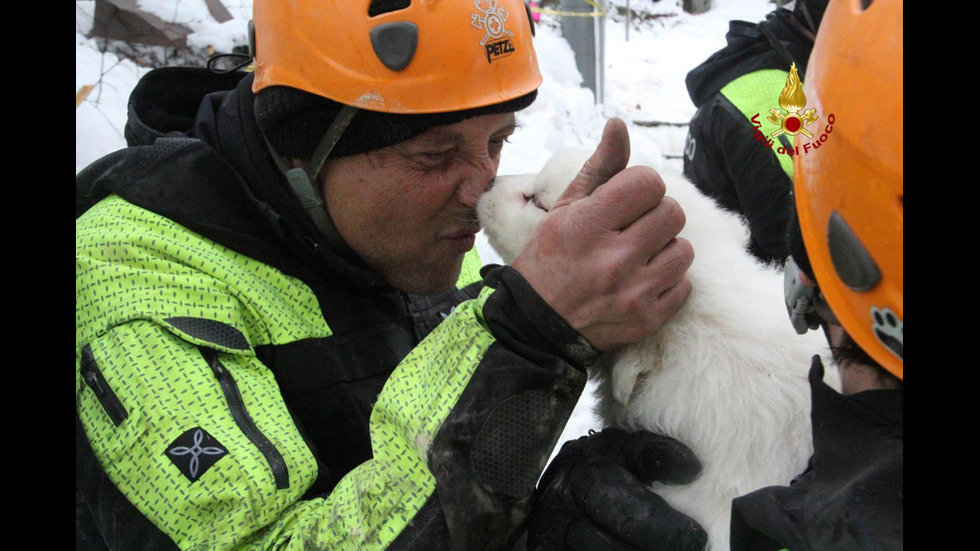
458, 159, 496, 208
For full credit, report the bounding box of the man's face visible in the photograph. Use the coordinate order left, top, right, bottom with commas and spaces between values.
320, 112, 517, 295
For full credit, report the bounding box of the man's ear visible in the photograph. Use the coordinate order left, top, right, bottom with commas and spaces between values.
798, 269, 816, 287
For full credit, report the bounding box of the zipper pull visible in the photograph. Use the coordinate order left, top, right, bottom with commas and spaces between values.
83, 369, 105, 396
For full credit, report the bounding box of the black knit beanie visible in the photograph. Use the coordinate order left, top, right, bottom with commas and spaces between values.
254, 85, 538, 160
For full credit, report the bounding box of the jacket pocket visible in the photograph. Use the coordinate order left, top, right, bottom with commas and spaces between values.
80, 345, 128, 427
199, 347, 290, 490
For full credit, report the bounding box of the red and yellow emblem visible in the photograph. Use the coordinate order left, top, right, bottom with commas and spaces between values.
768, 63, 819, 138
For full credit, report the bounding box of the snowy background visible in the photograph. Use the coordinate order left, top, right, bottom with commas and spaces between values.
76, 0, 780, 453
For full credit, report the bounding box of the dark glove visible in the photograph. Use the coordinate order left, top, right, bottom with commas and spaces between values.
527, 428, 708, 551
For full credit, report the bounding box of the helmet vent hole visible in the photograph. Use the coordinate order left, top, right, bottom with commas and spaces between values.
827, 211, 881, 292
369, 0, 411, 17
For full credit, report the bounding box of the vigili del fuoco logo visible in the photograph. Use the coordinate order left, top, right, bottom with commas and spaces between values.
751, 62, 835, 157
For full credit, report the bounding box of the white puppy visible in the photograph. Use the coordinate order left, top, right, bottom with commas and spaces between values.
477, 148, 838, 551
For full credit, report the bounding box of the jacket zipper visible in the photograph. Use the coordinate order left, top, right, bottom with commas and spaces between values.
200, 347, 290, 490
80, 345, 128, 427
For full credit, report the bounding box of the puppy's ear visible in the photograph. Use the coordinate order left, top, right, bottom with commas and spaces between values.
611, 357, 645, 407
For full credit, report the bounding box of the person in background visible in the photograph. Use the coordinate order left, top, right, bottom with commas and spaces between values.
529, 1, 902, 549
682, 0, 828, 265
75, 0, 698, 549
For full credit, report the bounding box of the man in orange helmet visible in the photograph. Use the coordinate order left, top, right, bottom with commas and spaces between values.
76, 1, 701, 549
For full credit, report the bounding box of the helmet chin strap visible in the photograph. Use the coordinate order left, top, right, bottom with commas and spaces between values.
264, 105, 360, 254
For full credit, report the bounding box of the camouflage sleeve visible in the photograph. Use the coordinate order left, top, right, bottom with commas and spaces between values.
381, 264, 596, 549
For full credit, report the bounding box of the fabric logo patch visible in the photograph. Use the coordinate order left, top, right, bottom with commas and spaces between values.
166, 427, 227, 483
472, 0, 516, 62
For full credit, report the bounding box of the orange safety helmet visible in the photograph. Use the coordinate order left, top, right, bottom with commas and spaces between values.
793, 0, 903, 379
251, 0, 543, 114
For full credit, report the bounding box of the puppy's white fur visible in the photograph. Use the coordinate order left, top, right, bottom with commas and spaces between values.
477, 149, 838, 551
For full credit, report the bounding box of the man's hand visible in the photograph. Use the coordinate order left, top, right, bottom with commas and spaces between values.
527, 428, 708, 551
511, 118, 694, 351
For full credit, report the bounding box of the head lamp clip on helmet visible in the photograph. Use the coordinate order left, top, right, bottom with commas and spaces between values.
784, 255, 838, 335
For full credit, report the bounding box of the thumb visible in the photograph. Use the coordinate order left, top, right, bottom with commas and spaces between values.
553, 117, 631, 208
603, 428, 703, 486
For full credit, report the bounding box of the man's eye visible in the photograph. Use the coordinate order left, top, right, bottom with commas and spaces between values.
490, 136, 511, 150
417, 150, 455, 166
